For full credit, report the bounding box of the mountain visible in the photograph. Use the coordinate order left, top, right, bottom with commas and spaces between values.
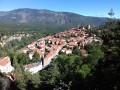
0, 8, 107, 32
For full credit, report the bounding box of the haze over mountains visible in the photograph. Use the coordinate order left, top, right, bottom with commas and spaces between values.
0, 8, 106, 27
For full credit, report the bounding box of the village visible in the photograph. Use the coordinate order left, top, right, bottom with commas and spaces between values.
0, 25, 102, 74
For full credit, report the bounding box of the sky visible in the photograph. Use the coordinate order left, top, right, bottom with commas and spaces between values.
0, 0, 120, 18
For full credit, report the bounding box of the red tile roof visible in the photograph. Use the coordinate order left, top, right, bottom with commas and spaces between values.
0, 57, 10, 66
80, 49, 87, 53
44, 50, 56, 59
68, 41, 77, 46
36, 49, 45, 56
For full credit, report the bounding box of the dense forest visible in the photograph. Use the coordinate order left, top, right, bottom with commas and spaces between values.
0, 15, 120, 90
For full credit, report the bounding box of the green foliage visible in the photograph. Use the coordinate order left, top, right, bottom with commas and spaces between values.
15, 64, 41, 90
108, 8, 115, 18
17, 53, 29, 65
0, 50, 6, 57
25, 72, 41, 89
32, 51, 40, 60
14, 64, 26, 90
85, 42, 104, 64
77, 64, 91, 78
87, 19, 120, 90
40, 54, 92, 89
9, 52, 18, 67
72, 46, 81, 55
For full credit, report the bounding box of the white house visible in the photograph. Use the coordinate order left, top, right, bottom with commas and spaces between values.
29, 52, 34, 60
66, 49, 72, 54
24, 61, 42, 74
0, 56, 14, 73
43, 49, 59, 67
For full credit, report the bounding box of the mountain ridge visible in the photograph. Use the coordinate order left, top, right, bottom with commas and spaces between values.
0, 8, 107, 27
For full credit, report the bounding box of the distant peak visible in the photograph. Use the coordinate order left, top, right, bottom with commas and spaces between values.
11, 8, 36, 12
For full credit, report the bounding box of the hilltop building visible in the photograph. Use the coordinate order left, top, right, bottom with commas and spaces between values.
0, 56, 14, 73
